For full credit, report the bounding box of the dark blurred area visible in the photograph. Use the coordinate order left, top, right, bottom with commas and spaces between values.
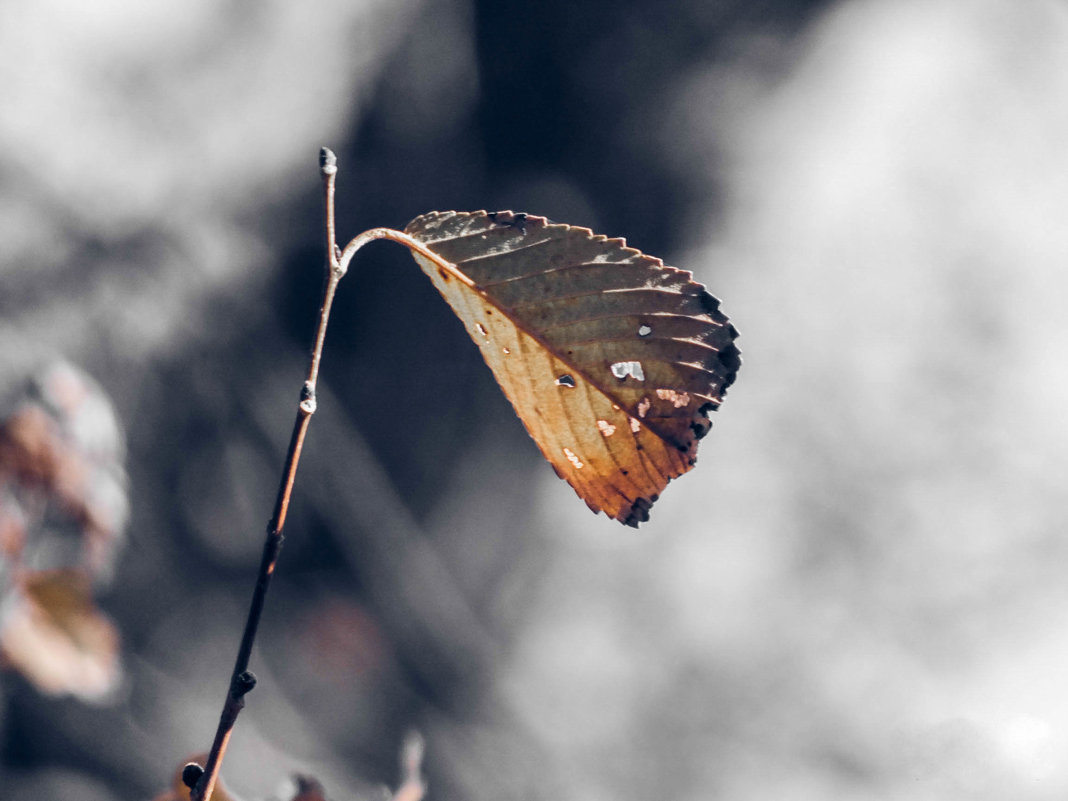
4, 1, 1068, 799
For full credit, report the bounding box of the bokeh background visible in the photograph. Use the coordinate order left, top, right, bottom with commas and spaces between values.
3, 0, 1068, 799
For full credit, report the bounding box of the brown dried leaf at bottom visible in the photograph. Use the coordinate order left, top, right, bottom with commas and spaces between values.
0, 568, 121, 700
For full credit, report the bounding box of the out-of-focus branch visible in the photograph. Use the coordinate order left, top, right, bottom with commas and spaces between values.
391, 731, 427, 801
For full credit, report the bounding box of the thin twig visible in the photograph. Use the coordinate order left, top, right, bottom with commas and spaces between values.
336, 226, 459, 281
188, 148, 439, 800
190, 147, 349, 801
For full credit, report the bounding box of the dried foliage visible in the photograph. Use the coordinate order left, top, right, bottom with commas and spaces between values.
405, 210, 740, 525
0, 363, 127, 701
4, 1, 1068, 800
0, 568, 119, 700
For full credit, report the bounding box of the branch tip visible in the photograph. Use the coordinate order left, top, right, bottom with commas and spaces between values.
319, 147, 337, 175
189, 144, 343, 800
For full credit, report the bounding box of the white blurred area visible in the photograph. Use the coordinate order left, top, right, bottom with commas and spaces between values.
500, 1, 1068, 799
0, 0, 414, 370
5, 0, 1068, 800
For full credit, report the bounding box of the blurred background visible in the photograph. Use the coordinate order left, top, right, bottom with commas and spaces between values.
2, 0, 1068, 798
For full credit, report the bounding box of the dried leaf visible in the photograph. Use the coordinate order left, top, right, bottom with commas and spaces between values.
0, 568, 120, 700
404, 211, 741, 525
0, 361, 128, 576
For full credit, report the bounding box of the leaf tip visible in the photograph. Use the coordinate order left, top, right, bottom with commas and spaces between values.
621, 496, 655, 527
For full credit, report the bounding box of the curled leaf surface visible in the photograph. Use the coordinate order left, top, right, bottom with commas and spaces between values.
404, 211, 740, 526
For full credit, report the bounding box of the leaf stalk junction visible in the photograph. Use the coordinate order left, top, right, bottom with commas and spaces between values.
190, 148, 426, 801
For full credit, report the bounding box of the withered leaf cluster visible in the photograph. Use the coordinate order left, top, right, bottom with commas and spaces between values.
0, 362, 127, 701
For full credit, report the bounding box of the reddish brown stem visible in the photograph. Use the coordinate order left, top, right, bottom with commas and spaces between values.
190, 147, 345, 801
187, 147, 424, 800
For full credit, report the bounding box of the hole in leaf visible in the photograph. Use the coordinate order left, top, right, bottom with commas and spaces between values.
597, 420, 616, 437
555, 374, 576, 388
637, 398, 651, 418
656, 388, 691, 408
638, 324, 652, 337
475, 323, 488, 337
610, 361, 645, 381
630, 417, 641, 433
563, 448, 584, 469
502, 347, 510, 355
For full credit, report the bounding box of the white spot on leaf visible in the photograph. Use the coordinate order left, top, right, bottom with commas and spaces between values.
597, 419, 616, 437
637, 397, 651, 418
630, 417, 641, 433
610, 361, 645, 381
563, 448, 584, 469
502, 347, 510, 354
638, 324, 652, 337
656, 388, 691, 408
475, 323, 488, 337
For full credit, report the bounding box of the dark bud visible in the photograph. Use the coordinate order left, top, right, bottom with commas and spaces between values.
182, 762, 205, 789
232, 670, 257, 698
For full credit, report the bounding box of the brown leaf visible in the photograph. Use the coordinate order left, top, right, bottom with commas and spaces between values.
404, 211, 741, 525
0, 361, 129, 576
0, 568, 120, 700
